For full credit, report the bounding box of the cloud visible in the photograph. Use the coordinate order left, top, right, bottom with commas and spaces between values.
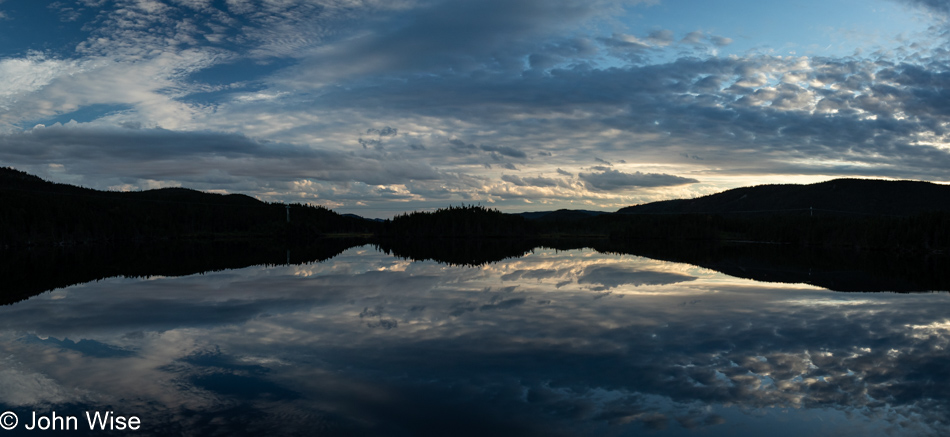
1, 0, 949, 216
600, 33, 652, 50
577, 265, 697, 289
709, 35, 733, 47
646, 29, 674, 46
315, 51, 950, 183
0, 53, 81, 115
681, 31, 705, 45
0, 124, 441, 190
480, 144, 528, 159
501, 174, 565, 187
895, 0, 950, 15
479, 297, 526, 311
367, 126, 398, 137
282, 0, 641, 85
579, 169, 698, 191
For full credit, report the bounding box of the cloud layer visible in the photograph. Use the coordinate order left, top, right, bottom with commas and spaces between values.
0, 0, 948, 215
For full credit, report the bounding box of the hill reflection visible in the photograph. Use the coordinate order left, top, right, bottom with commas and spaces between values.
579, 240, 950, 293
3, 238, 948, 307
0, 239, 363, 305
376, 238, 950, 292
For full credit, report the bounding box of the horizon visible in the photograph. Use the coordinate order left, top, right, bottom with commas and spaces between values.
7, 165, 946, 219
1, 1, 949, 217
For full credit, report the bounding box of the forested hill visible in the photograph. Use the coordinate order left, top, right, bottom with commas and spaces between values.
0, 167, 262, 206
617, 178, 950, 217
0, 167, 375, 247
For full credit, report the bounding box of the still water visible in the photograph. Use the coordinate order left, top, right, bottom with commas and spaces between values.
1, 244, 948, 436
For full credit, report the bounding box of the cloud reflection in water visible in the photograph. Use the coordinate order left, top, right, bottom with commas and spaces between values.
0, 246, 946, 436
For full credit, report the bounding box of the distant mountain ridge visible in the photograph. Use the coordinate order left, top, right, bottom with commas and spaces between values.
0, 167, 262, 206
124, 187, 263, 206
0, 167, 374, 247
617, 178, 950, 217
3, 167, 949, 251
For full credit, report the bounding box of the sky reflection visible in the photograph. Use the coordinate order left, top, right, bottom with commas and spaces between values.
0, 246, 947, 436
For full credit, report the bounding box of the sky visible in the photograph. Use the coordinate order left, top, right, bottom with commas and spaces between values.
0, 0, 948, 217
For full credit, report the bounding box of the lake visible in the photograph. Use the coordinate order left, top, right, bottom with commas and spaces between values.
0, 242, 948, 436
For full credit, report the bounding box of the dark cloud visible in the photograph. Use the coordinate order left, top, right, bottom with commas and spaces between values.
646, 29, 675, 46
359, 126, 399, 150
480, 144, 528, 159
449, 138, 478, 154
0, 124, 441, 188
709, 35, 733, 47
579, 169, 698, 191
358, 137, 382, 149
479, 297, 527, 311
681, 31, 705, 45
367, 126, 398, 137
501, 174, 564, 187
895, 0, 950, 15
599, 33, 651, 51
528, 38, 599, 70
300, 0, 622, 79
315, 52, 950, 182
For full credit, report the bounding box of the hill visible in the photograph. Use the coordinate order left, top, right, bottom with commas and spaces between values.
0, 167, 375, 247
604, 178, 950, 250
516, 209, 608, 221
617, 178, 950, 217
124, 187, 263, 206
4, 167, 950, 251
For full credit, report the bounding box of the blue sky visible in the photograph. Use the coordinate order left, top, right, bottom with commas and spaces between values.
0, 0, 947, 217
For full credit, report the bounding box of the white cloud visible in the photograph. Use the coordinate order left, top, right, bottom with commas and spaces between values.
0, 53, 80, 111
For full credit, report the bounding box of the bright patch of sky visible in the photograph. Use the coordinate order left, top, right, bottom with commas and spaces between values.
621, 0, 931, 58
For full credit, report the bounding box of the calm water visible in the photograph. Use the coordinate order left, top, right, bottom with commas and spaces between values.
1, 245, 948, 436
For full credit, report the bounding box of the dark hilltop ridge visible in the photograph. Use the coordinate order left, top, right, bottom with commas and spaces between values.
1, 167, 949, 252
617, 178, 950, 217
0, 167, 375, 247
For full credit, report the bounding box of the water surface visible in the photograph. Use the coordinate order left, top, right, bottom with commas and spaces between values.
1, 244, 948, 436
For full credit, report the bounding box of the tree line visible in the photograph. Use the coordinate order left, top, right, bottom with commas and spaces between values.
3, 167, 949, 253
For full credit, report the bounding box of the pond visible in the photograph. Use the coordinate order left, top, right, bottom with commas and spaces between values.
0, 243, 948, 436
